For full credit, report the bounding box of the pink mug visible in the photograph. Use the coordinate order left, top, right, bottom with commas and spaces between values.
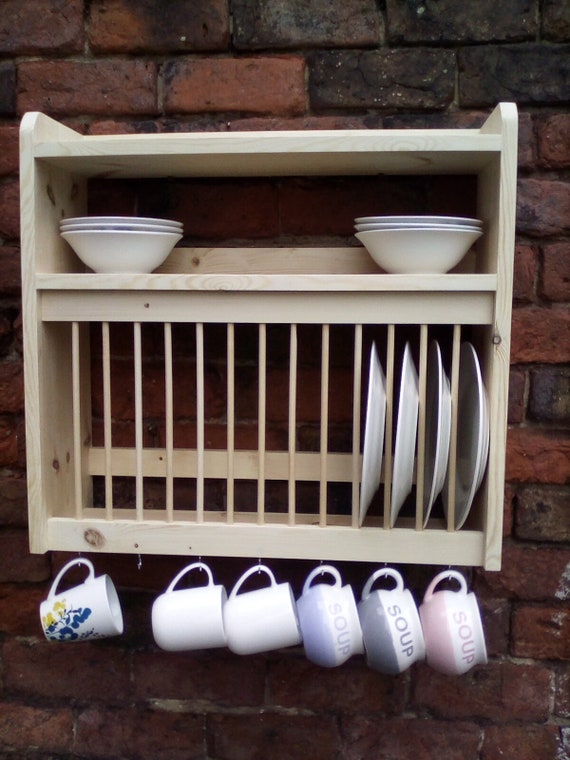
419, 570, 487, 675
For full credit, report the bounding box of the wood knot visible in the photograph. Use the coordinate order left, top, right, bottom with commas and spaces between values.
84, 529, 105, 548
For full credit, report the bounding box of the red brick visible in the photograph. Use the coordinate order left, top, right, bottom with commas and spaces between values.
386, 0, 536, 43
76, 704, 205, 760
0, 62, 16, 114
475, 543, 570, 601
516, 485, 570, 542
163, 57, 306, 115
17, 60, 158, 117
229, 114, 383, 131
2, 637, 132, 700
510, 306, 570, 363
309, 49, 455, 110
233, 0, 382, 49
0, 0, 84, 54
507, 368, 526, 424
0, 583, 46, 636
0, 246, 21, 294
0, 529, 51, 583
512, 605, 570, 659
506, 427, 570, 485
0, 126, 18, 175
207, 712, 341, 760
459, 44, 570, 107
133, 650, 265, 706
0, 178, 20, 239
89, 0, 229, 53
479, 597, 511, 656
517, 177, 570, 236
542, 0, 570, 41
541, 242, 570, 302
537, 113, 570, 168
482, 724, 561, 760
341, 716, 481, 760
0, 360, 23, 414
555, 667, 570, 717
412, 662, 551, 722
529, 366, 570, 423
0, 475, 27, 527
512, 243, 537, 302
0, 702, 73, 754
0, 415, 19, 468
267, 656, 407, 714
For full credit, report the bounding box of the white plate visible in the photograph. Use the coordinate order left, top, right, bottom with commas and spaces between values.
359, 343, 386, 526
390, 342, 419, 526
422, 340, 451, 526
354, 215, 482, 227
443, 342, 489, 529
60, 215, 183, 228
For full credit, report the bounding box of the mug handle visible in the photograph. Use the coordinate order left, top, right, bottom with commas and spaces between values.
165, 561, 215, 594
48, 558, 95, 600
423, 570, 467, 603
361, 567, 404, 600
302, 564, 342, 596
229, 564, 276, 600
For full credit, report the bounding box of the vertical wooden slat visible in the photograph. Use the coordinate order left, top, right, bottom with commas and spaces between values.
71, 321, 83, 520
133, 321, 144, 521
257, 323, 266, 524
288, 323, 297, 526
164, 322, 174, 521
446, 324, 462, 531
227, 323, 235, 523
351, 324, 363, 528
196, 322, 205, 522
415, 324, 429, 530
102, 322, 113, 519
319, 323, 330, 527
383, 325, 396, 529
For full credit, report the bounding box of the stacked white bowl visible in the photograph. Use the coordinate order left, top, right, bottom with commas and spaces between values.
60, 216, 183, 273
354, 216, 483, 274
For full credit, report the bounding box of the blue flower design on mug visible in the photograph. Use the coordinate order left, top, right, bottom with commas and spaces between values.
41, 598, 95, 641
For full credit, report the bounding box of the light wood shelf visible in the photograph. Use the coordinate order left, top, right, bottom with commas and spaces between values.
20, 104, 518, 570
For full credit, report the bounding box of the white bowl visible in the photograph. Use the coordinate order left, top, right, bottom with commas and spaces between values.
61, 222, 182, 234
61, 229, 182, 273
355, 227, 483, 274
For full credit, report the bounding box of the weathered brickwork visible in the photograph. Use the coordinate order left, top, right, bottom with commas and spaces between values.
0, 0, 568, 757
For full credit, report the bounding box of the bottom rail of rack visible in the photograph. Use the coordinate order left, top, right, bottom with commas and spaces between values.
41, 514, 495, 569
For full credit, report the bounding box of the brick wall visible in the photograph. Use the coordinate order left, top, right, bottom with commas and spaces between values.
1, 1, 569, 757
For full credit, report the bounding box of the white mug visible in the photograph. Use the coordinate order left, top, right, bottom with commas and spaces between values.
40, 558, 124, 642
223, 564, 302, 655
358, 567, 425, 674
297, 565, 364, 668
419, 570, 487, 675
152, 561, 227, 651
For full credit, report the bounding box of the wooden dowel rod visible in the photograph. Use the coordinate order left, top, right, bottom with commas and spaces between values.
383, 325, 396, 529
133, 322, 143, 521
319, 323, 330, 527
227, 323, 235, 523
288, 323, 298, 526
196, 322, 205, 522
257, 323, 266, 524
446, 324, 462, 531
164, 322, 174, 521
102, 321, 113, 519
72, 321, 83, 520
351, 324, 363, 528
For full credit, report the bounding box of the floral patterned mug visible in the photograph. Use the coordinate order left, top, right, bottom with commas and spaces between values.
40, 558, 124, 642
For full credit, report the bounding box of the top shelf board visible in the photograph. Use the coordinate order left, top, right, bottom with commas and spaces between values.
26, 117, 504, 179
